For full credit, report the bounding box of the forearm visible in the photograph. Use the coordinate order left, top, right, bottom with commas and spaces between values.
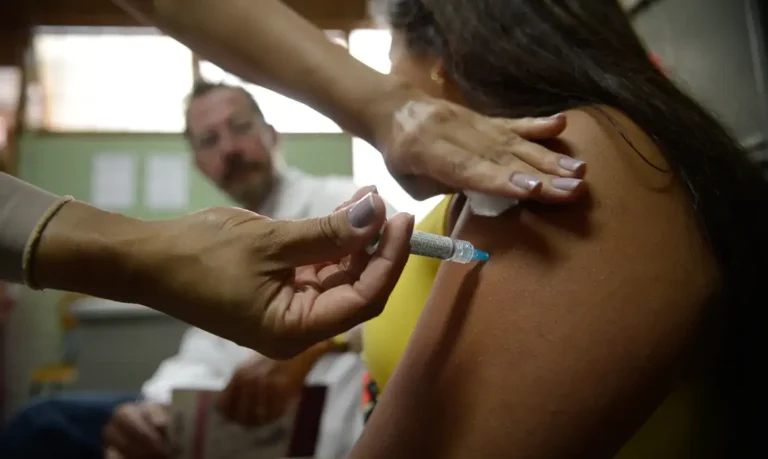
0, 172, 163, 303
114, 0, 409, 144
31, 198, 160, 305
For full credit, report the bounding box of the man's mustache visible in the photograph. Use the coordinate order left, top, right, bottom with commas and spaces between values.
222, 156, 263, 185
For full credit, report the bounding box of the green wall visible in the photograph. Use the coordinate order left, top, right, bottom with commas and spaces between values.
4, 132, 352, 416
18, 132, 353, 219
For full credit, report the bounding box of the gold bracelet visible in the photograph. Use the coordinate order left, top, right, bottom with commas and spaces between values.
22, 196, 76, 290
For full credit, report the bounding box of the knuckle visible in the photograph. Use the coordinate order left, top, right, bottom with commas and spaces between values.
259, 222, 287, 258
316, 216, 345, 250
543, 154, 560, 171
426, 104, 456, 125
452, 154, 485, 179
502, 158, 527, 174
503, 129, 524, 146
482, 134, 521, 163
389, 135, 423, 172
450, 156, 470, 176
494, 151, 519, 167
202, 206, 233, 225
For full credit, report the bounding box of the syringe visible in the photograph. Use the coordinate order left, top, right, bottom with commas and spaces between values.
367, 230, 489, 264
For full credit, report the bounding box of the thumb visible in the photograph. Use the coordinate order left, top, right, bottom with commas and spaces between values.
270, 192, 386, 267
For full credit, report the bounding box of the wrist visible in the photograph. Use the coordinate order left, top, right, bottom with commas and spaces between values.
362, 76, 422, 153
33, 201, 157, 302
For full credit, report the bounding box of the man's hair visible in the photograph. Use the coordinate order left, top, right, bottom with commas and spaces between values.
183, 80, 264, 138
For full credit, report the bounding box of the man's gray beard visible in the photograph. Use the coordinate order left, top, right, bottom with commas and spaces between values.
232, 173, 277, 212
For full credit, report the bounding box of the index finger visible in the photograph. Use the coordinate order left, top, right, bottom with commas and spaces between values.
475, 115, 586, 180
445, 115, 587, 201
299, 212, 414, 339
493, 113, 567, 140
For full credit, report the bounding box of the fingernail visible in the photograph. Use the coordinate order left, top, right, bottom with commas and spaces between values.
348, 192, 376, 228
558, 156, 585, 172
510, 173, 541, 191
538, 113, 564, 124
552, 177, 583, 191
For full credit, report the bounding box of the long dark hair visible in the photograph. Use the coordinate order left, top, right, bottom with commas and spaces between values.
381, 0, 768, 455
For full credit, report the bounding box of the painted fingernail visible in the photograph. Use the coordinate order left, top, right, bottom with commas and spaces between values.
510, 173, 541, 191
538, 113, 564, 124
355, 185, 375, 196
558, 157, 585, 172
348, 192, 377, 228
552, 178, 583, 191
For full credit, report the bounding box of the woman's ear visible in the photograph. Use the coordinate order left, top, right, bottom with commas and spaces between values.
431, 60, 463, 103
428, 60, 450, 99
429, 62, 446, 86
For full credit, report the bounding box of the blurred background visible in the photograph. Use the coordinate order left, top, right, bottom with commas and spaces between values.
0, 0, 766, 423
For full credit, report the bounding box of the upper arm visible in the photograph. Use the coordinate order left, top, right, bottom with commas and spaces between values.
350, 108, 717, 459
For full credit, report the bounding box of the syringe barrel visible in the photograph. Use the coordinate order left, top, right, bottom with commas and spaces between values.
409, 230, 455, 260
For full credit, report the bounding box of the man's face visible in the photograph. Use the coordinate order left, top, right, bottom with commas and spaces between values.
187, 88, 278, 206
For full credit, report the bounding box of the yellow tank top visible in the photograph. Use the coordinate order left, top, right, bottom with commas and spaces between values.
362, 195, 712, 458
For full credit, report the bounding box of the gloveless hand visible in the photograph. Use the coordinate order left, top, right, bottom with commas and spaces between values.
130, 190, 414, 359
218, 350, 321, 427
369, 82, 587, 202
103, 401, 171, 459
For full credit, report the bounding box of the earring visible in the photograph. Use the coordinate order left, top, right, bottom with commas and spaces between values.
430, 68, 445, 85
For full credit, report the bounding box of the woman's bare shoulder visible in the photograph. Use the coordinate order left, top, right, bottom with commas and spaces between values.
350, 105, 719, 459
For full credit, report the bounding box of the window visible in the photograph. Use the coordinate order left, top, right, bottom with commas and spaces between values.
195, 29, 346, 134
197, 61, 342, 134
35, 26, 193, 132
349, 29, 444, 221
0, 67, 20, 113
0, 67, 21, 149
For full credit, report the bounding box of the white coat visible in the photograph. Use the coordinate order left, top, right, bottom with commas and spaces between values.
141, 166, 393, 459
